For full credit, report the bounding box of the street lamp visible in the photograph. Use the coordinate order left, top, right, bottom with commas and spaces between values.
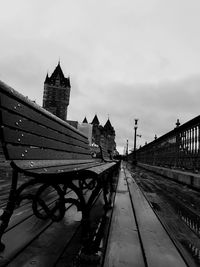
133, 119, 138, 164
126, 139, 129, 157
134, 119, 138, 151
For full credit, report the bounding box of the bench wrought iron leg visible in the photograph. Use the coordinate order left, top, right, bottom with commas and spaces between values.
81, 208, 90, 241
0, 169, 18, 251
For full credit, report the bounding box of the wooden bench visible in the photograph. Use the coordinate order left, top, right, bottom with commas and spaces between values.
103, 163, 188, 267
0, 80, 120, 261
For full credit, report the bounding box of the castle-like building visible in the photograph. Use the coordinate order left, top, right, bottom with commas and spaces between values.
84, 115, 116, 154
43, 62, 71, 120
42, 62, 117, 155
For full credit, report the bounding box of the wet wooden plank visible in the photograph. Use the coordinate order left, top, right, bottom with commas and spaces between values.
0, 92, 88, 143
3, 127, 90, 154
12, 159, 98, 170
87, 162, 116, 175
5, 145, 91, 160
1, 110, 89, 149
0, 190, 78, 266
56, 191, 106, 267
6, 205, 81, 267
103, 166, 145, 267
125, 168, 188, 267
1, 110, 88, 147
6, 189, 104, 267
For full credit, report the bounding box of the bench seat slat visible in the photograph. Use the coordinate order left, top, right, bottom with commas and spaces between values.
2, 127, 91, 154
26, 162, 105, 175
12, 159, 104, 175
11, 160, 115, 176
6, 145, 92, 160
1, 110, 89, 149
87, 162, 116, 175
0, 93, 88, 144
12, 159, 100, 170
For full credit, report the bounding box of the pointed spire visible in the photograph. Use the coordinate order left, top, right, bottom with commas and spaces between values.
51, 60, 65, 81
83, 117, 88, 123
91, 114, 100, 125
176, 119, 180, 128
104, 118, 112, 129
45, 61, 71, 87
104, 118, 115, 135
44, 72, 49, 83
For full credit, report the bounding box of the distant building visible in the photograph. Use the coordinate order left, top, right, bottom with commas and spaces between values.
83, 115, 117, 156
82, 117, 88, 123
103, 118, 116, 153
67, 120, 78, 129
78, 121, 93, 146
91, 114, 103, 146
43, 62, 71, 120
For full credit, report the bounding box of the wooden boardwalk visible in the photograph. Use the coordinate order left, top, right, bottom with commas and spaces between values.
103, 163, 188, 267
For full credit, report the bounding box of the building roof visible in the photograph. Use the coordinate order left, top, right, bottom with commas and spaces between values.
104, 119, 115, 135
44, 73, 49, 83
91, 114, 100, 125
104, 118, 112, 128
44, 62, 71, 87
82, 117, 88, 123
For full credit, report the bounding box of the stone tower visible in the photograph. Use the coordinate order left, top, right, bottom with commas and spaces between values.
103, 118, 116, 152
91, 115, 102, 145
43, 62, 71, 120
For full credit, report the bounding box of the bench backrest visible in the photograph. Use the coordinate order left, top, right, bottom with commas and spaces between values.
0, 81, 93, 162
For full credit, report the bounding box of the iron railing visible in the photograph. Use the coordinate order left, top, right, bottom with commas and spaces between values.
130, 115, 200, 171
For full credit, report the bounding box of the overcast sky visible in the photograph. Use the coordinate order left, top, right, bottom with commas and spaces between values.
1, 0, 200, 153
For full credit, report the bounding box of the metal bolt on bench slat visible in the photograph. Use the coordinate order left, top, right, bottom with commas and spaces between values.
30, 162, 34, 167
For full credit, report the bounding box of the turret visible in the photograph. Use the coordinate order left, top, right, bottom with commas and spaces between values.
43, 62, 71, 120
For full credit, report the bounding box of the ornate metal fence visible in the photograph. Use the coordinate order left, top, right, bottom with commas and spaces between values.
132, 115, 200, 171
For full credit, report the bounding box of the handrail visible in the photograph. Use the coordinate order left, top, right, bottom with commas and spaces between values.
129, 115, 200, 171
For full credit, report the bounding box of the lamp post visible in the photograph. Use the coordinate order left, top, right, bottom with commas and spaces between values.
133, 119, 138, 164
126, 139, 129, 159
